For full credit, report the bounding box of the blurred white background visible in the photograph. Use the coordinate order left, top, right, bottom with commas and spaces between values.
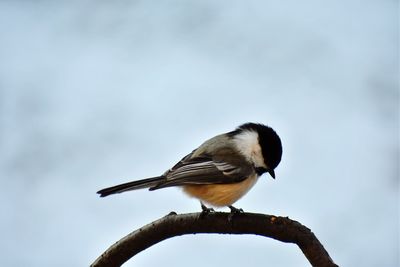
0, 1, 398, 266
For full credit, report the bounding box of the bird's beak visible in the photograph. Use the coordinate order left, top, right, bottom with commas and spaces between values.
268, 170, 276, 179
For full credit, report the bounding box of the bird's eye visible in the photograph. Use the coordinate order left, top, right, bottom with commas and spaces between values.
255, 167, 267, 176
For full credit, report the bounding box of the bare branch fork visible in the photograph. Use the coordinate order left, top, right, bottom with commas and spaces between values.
91, 212, 338, 267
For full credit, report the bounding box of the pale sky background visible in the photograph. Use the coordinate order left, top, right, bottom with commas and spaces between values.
0, 1, 399, 266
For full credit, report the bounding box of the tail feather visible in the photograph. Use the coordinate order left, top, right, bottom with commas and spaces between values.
97, 176, 164, 197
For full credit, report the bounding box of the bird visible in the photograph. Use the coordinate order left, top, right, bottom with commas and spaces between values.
97, 122, 282, 212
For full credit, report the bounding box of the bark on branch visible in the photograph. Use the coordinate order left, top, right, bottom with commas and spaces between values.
91, 212, 338, 267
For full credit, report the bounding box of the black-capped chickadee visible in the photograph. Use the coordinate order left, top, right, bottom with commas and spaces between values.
97, 123, 282, 211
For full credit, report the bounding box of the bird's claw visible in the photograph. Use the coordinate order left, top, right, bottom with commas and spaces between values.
228, 205, 243, 222
200, 202, 214, 217
228, 205, 244, 214
201, 203, 214, 213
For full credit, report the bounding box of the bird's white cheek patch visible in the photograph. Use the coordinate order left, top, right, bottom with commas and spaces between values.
233, 130, 266, 168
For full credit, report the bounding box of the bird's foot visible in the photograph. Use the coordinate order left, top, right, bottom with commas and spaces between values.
228, 205, 244, 214
228, 205, 243, 222
200, 202, 214, 217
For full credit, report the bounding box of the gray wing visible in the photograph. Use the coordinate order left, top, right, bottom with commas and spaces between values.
149, 153, 253, 190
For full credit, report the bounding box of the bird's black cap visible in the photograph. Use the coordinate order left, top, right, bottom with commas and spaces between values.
234, 123, 283, 175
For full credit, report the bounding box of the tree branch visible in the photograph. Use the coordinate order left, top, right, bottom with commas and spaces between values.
91, 212, 338, 267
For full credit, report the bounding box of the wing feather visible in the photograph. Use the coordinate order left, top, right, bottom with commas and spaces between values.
150, 153, 253, 190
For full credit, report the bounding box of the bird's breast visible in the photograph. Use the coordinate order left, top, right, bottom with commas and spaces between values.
182, 174, 258, 207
